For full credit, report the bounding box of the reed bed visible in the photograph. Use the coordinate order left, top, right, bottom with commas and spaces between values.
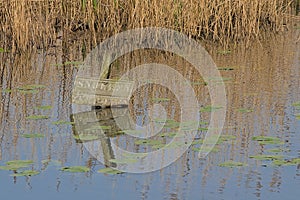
0, 0, 296, 53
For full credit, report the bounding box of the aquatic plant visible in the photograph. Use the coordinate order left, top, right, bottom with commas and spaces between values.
0, 0, 296, 54
61, 166, 90, 173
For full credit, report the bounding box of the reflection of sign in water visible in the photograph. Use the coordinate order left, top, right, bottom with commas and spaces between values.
72, 77, 134, 107
71, 107, 133, 167
71, 28, 227, 173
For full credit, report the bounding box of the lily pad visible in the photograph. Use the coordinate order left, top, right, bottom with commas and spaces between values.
98, 168, 123, 175
35, 105, 53, 110
252, 136, 284, 145
6, 160, 34, 166
152, 98, 170, 102
191, 139, 204, 145
0, 160, 34, 170
272, 160, 295, 166
119, 129, 144, 135
218, 67, 235, 71
218, 161, 247, 167
217, 50, 231, 55
10, 170, 40, 177
159, 132, 178, 138
52, 120, 75, 125
266, 148, 290, 153
200, 106, 223, 112
220, 135, 237, 141
0, 47, 9, 53
61, 166, 90, 173
237, 108, 254, 113
26, 115, 49, 120
198, 127, 209, 131
22, 133, 45, 138
296, 114, 300, 120
2, 89, 12, 93
0, 165, 22, 170
17, 84, 46, 94
249, 155, 283, 160
291, 158, 300, 164
292, 101, 300, 109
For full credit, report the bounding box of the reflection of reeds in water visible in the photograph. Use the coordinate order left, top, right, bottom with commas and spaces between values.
0, 0, 296, 53
0, 16, 299, 194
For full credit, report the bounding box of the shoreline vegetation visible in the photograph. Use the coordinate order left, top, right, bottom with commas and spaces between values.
0, 0, 299, 53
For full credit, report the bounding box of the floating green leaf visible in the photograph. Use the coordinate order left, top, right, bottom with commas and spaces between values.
152, 97, 170, 102
119, 129, 144, 135
218, 67, 235, 71
191, 139, 204, 145
0, 165, 22, 170
266, 148, 290, 153
220, 135, 237, 141
249, 155, 283, 160
200, 106, 223, 112
159, 132, 178, 138
217, 50, 231, 55
237, 108, 254, 113
0, 160, 34, 170
26, 115, 49, 120
17, 84, 46, 94
2, 88, 12, 93
0, 47, 9, 53
272, 160, 295, 166
121, 152, 148, 159
52, 120, 75, 125
252, 136, 284, 145
11, 170, 40, 177
198, 127, 209, 131
98, 168, 123, 175
292, 101, 300, 109
22, 133, 45, 138
291, 158, 300, 164
6, 160, 34, 166
218, 161, 247, 167
61, 166, 90, 173
35, 105, 53, 110
272, 158, 300, 166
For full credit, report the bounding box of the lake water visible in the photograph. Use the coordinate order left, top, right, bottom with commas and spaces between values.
0, 24, 300, 200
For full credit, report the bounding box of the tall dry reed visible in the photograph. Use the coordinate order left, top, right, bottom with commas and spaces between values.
0, 0, 296, 51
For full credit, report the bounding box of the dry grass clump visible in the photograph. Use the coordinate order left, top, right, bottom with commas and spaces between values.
0, 0, 296, 52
